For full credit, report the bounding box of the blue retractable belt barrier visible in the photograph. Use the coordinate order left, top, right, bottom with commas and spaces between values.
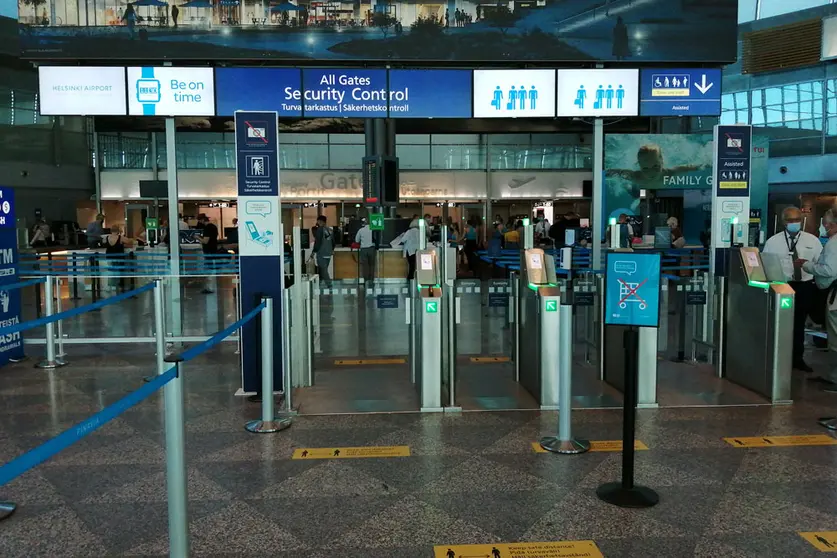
0, 367, 177, 486
0, 277, 46, 292
178, 301, 266, 362
0, 282, 156, 338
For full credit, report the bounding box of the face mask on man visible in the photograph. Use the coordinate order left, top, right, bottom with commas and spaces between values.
786, 222, 801, 234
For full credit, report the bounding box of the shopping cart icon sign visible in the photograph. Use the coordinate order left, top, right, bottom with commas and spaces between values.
617, 278, 648, 310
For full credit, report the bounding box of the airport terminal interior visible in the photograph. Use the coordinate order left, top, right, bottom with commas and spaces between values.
7, 0, 837, 557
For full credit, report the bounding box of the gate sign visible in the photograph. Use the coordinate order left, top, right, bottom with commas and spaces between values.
639, 68, 722, 116
0, 187, 24, 364
604, 252, 661, 328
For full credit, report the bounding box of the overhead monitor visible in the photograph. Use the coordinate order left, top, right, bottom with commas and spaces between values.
473, 69, 556, 118
127, 67, 215, 116
556, 69, 639, 117
38, 66, 127, 116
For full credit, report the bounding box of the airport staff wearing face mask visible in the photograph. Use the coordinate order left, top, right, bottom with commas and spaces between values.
764, 206, 823, 373
795, 209, 837, 389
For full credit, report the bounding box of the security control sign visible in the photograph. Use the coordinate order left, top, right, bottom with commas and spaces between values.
473, 69, 556, 118
301, 68, 388, 118
556, 69, 639, 117
127, 67, 215, 116
216, 67, 302, 117
388, 70, 472, 118
38, 66, 127, 116
604, 252, 661, 328
639, 68, 722, 116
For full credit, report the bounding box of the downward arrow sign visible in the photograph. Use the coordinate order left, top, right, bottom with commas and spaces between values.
694, 74, 714, 95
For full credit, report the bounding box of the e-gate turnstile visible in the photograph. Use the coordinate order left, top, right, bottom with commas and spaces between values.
721, 247, 794, 403
408, 247, 444, 412
517, 247, 563, 409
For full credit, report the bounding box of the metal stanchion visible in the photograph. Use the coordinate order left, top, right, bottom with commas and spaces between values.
90, 256, 99, 304
281, 288, 296, 414
0, 501, 15, 520
246, 296, 293, 433
54, 276, 66, 361
158, 279, 189, 557
71, 252, 80, 300
540, 300, 589, 455
596, 327, 658, 508
35, 276, 66, 369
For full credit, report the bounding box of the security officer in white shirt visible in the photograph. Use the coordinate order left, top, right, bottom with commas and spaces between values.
355, 217, 376, 287
797, 209, 837, 388
764, 206, 823, 372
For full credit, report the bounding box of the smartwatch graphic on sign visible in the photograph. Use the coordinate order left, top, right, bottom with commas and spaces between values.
136, 67, 161, 116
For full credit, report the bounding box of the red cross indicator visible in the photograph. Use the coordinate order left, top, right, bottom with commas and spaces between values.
617, 278, 648, 310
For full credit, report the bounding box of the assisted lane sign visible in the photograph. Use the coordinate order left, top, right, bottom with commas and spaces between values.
434, 540, 603, 558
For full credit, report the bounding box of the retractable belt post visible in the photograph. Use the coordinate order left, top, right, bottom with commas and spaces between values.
596, 326, 659, 508
35, 275, 66, 370
0, 500, 15, 521
159, 277, 189, 557
540, 294, 589, 455
245, 295, 293, 433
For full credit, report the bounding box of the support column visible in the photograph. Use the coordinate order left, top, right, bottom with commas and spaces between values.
592, 118, 604, 271
92, 118, 102, 214
165, 117, 183, 339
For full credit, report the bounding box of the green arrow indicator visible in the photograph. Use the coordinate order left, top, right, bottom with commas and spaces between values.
780, 298, 792, 309
545, 300, 557, 312
425, 301, 438, 313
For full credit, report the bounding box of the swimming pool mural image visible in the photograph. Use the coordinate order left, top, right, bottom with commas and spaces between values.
19, 0, 738, 61
604, 133, 770, 242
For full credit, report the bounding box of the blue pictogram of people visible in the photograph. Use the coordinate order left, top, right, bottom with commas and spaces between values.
491, 85, 538, 111
574, 83, 626, 110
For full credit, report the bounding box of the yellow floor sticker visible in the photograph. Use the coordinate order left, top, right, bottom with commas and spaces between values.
434, 540, 603, 558
292, 446, 410, 459
333, 358, 406, 366
723, 435, 837, 448
470, 356, 511, 363
800, 531, 837, 552
531, 440, 648, 453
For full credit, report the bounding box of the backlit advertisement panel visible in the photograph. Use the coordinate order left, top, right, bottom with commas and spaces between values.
20, 0, 739, 63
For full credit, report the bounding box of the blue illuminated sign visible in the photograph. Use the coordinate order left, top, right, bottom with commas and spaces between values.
0, 186, 24, 365
216, 68, 302, 117
301, 68, 388, 118
639, 68, 722, 116
388, 70, 472, 118
604, 252, 661, 328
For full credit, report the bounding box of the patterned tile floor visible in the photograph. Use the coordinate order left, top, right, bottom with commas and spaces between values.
3, 344, 837, 557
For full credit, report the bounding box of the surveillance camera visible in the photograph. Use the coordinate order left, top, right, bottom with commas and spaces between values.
780, 166, 788, 174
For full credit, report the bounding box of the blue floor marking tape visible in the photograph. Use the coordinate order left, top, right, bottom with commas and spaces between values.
0, 367, 177, 487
